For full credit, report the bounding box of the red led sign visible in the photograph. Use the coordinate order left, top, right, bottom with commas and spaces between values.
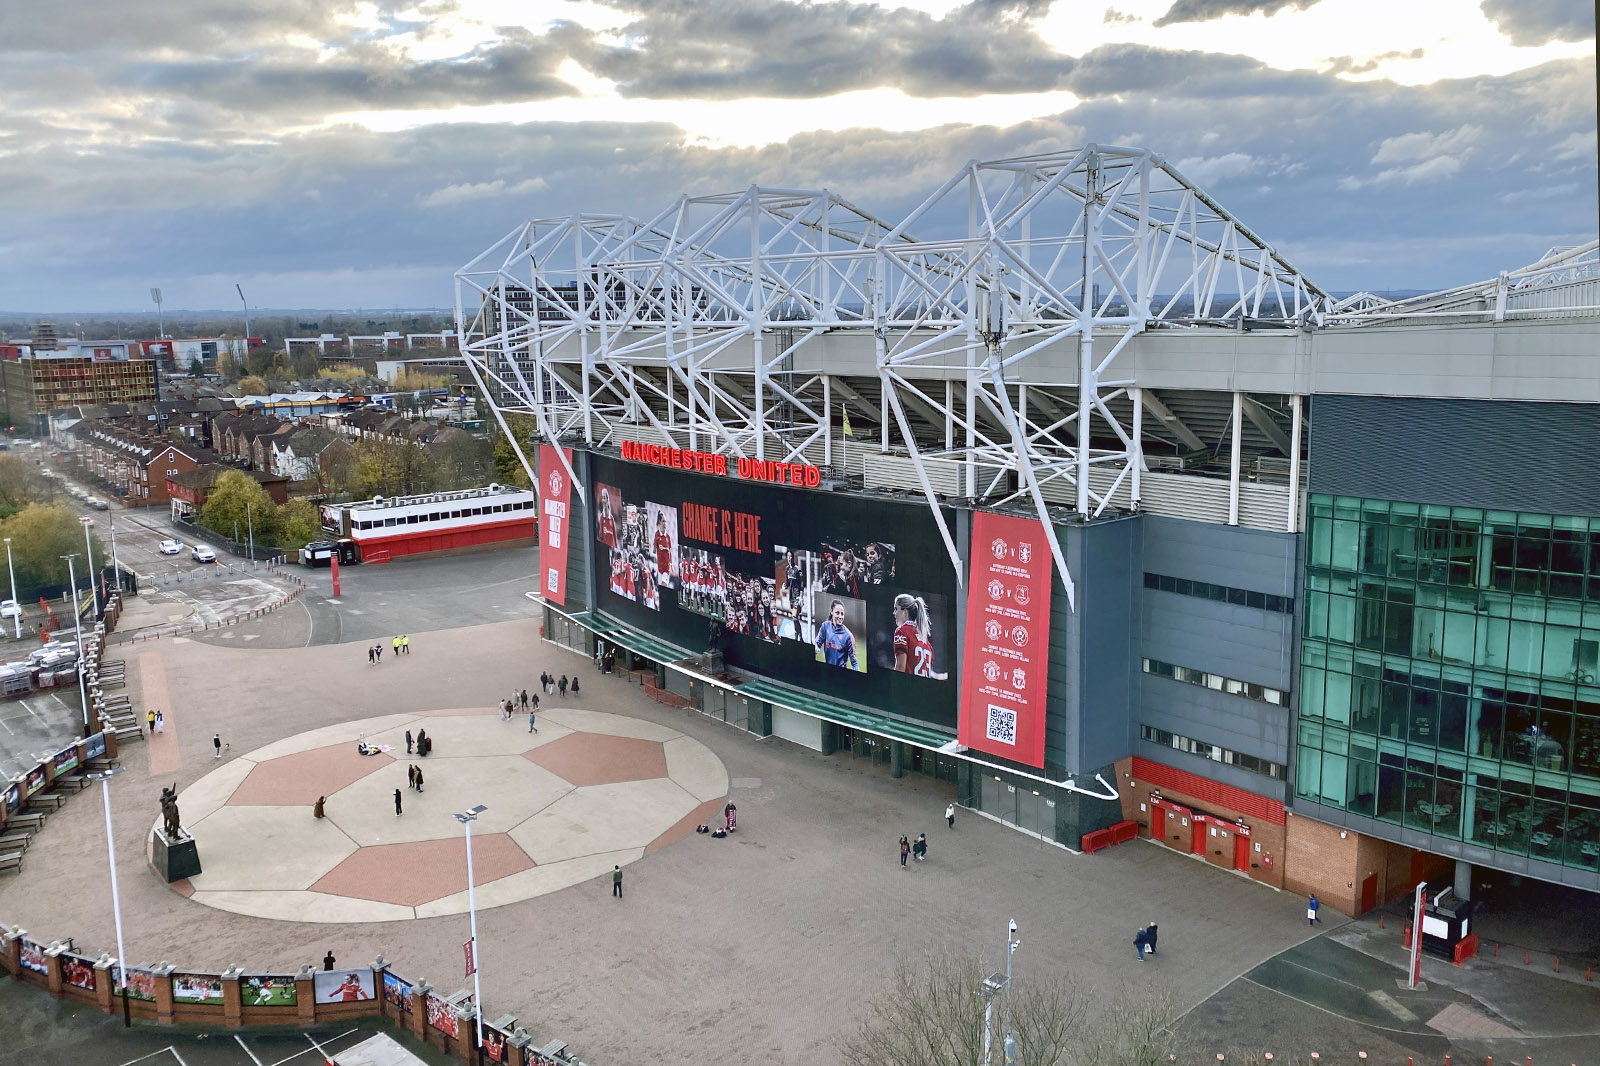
619, 441, 822, 487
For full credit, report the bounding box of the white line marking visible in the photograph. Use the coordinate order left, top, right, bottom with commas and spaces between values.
234, 1034, 267, 1066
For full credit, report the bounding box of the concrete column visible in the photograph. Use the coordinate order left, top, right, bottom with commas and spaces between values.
293, 964, 316, 1027
220, 966, 243, 1028
410, 980, 432, 1043
890, 741, 904, 779
1454, 858, 1473, 901
3, 927, 22, 979
93, 953, 116, 1015
43, 940, 66, 999
153, 962, 177, 1025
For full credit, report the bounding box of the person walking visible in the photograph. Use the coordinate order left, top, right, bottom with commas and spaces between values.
408, 764, 417, 791
1307, 894, 1320, 926
213, 733, 222, 759
392, 636, 401, 658
414, 766, 423, 792
559, 675, 568, 698
367, 646, 375, 665
531, 691, 540, 712
571, 676, 580, 697
612, 864, 623, 898
1134, 927, 1149, 962
405, 730, 414, 755
155, 710, 164, 734
1145, 922, 1158, 956
899, 836, 910, 868
401, 635, 410, 655
374, 643, 382, 663
945, 802, 955, 829
394, 788, 403, 817
546, 672, 555, 695
519, 689, 529, 711
147, 709, 156, 734
914, 833, 927, 862
528, 709, 538, 733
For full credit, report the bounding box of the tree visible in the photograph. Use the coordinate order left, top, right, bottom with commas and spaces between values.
237, 375, 269, 395
0, 454, 48, 518
490, 412, 537, 488
199, 471, 278, 544
275, 498, 321, 548
838, 949, 1178, 1066
0, 503, 106, 597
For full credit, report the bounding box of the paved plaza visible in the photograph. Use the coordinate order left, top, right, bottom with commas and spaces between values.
0, 571, 1595, 1063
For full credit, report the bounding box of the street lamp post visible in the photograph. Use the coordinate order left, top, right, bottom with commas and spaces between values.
982, 920, 1021, 1066
81, 516, 99, 617
87, 767, 130, 1027
62, 553, 88, 730
453, 804, 489, 1058
3, 537, 18, 639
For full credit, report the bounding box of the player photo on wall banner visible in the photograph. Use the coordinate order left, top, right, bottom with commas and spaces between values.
958, 510, 1052, 768
426, 992, 460, 1038
591, 452, 960, 728
61, 954, 97, 991
172, 972, 226, 1004
313, 968, 375, 1004
381, 970, 411, 1012
243, 974, 299, 1007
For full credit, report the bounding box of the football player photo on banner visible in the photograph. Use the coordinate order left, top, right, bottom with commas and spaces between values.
538, 445, 574, 604
958, 511, 1052, 768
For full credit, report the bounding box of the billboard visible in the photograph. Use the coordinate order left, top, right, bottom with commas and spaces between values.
243, 974, 299, 1006
172, 972, 225, 1004
957, 511, 1052, 768
313, 968, 375, 1004
538, 445, 574, 605
589, 451, 957, 728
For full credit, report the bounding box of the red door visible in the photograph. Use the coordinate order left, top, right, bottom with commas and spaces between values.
1151, 804, 1166, 841
1192, 819, 1207, 856
1234, 833, 1251, 872
1360, 874, 1378, 915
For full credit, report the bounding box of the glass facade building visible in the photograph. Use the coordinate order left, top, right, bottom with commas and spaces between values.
1296, 494, 1600, 875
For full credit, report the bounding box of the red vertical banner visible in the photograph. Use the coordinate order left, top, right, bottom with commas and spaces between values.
538, 445, 574, 605
958, 511, 1052, 768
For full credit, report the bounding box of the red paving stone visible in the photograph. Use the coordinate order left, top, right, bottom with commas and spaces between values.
229, 743, 393, 806
171, 879, 195, 898
645, 797, 729, 856
522, 733, 668, 786
309, 834, 535, 907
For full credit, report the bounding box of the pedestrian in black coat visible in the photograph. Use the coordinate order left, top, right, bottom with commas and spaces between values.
559, 675, 568, 697
394, 789, 403, 816
1145, 922, 1158, 956
405, 730, 413, 755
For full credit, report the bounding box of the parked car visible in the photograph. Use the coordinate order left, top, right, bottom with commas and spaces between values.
0, 599, 20, 620
158, 539, 184, 555
192, 545, 217, 563
88, 498, 109, 510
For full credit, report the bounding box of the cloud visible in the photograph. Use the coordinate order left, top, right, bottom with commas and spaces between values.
1369, 124, 1484, 164
1173, 151, 1260, 185
1550, 129, 1597, 160
420, 176, 548, 206
1152, 0, 1323, 28
1102, 7, 1138, 24
582, 0, 1073, 98
1320, 49, 1425, 76
1480, 0, 1593, 47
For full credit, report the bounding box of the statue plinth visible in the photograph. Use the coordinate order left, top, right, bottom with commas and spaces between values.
153, 830, 201, 882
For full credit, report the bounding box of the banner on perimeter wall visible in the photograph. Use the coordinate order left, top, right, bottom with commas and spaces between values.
957, 511, 1052, 768
538, 445, 574, 605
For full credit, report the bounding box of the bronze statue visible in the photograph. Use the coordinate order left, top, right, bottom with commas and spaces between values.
160, 784, 182, 839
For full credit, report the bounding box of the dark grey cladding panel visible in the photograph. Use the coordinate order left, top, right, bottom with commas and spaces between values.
1140, 515, 1297, 596
1309, 395, 1600, 517
1138, 676, 1291, 762
1141, 592, 1294, 690
1078, 518, 1140, 773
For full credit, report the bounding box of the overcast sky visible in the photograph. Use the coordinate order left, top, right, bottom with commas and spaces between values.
1, 0, 1593, 314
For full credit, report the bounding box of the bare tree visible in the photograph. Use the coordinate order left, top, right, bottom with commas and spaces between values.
838, 949, 1178, 1066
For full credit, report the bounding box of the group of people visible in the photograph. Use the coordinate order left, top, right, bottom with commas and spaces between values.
406, 763, 425, 792
366, 636, 410, 663
1133, 922, 1160, 961
404, 728, 431, 756
537, 671, 575, 698
695, 802, 739, 839
897, 832, 929, 866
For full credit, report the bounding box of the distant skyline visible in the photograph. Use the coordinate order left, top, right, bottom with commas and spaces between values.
3, 0, 1594, 313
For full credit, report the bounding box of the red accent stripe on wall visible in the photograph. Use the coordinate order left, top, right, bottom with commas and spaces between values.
1131, 756, 1285, 826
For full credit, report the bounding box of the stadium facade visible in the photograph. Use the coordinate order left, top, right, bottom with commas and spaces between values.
455, 147, 1600, 915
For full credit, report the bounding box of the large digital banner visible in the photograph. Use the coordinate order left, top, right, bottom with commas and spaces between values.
958, 511, 1051, 768
589, 450, 958, 728
538, 445, 574, 605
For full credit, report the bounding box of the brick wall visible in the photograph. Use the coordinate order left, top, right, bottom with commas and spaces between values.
1283, 812, 1454, 917
1115, 756, 1287, 890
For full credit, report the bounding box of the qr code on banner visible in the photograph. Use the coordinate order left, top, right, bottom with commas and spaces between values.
985, 705, 1017, 746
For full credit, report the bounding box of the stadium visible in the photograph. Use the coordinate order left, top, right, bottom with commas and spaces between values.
456, 145, 1600, 920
